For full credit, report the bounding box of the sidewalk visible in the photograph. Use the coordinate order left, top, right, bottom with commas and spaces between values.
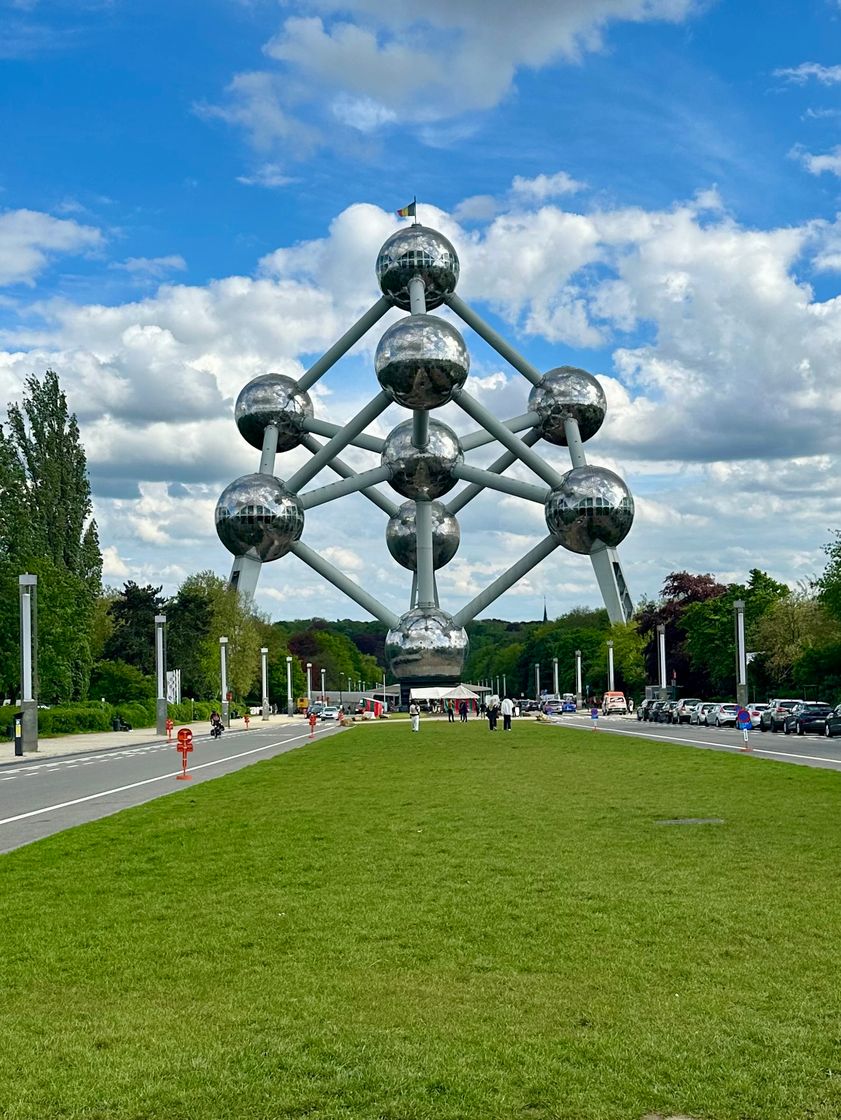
1, 713, 303, 767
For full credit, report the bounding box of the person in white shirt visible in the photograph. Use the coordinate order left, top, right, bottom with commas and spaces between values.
500, 695, 514, 731
409, 701, 420, 732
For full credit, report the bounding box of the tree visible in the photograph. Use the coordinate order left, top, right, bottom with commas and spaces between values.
103, 582, 167, 676
90, 659, 155, 704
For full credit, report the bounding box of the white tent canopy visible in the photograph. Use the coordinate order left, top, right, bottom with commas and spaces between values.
409, 684, 480, 702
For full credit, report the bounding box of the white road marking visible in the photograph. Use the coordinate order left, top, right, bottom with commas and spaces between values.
0, 727, 334, 827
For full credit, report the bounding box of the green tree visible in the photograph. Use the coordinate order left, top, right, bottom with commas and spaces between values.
103, 582, 166, 676
90, 659, 155, 704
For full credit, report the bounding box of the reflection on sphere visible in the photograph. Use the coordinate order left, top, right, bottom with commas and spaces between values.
385, 607, 469, 682
376, 226, 459, 310
381, 418, 463, 500
544, 465, 634, 554
386, 500, 460, 570
376, 314, 469, 409
216, 473, 304, 562
528, 367, 606, 445
235, 373, 313, 451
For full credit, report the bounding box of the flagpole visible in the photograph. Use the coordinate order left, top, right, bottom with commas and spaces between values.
412, 196, 418, 226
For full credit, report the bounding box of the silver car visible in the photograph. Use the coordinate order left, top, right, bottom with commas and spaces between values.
708, 702, 739, 728
689, 702, 716, 726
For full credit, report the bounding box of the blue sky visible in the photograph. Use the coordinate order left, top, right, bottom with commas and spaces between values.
2, 0, 841, 622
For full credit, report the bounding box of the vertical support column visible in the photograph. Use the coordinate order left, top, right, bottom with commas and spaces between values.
656, 624, 667, 697
220, 636, 229, 726
320, 668, 326, 703
575, 649, 583, 708
503, 674, 507, 698
734, 599, 747, 707
607, 640, 615, 693
415, 499, 435, 608
261, 647, 270, 720
534, 662, 540, 701
154, 613, 167, 735
306, 662, 312, 710
19, 574, 38, 754
552, 657, 559, 696
286, 655, 294, 717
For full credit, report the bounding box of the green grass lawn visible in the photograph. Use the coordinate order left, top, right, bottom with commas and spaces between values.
2, 719, 841, 1119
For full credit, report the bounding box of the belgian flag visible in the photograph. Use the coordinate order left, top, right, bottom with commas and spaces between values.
396, 199, 417, 218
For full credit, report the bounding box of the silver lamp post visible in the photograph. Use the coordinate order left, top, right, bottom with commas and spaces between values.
502, 673, 507, 697
575, 649, 582, 708
734, 600, 748, 706
656, 624, 667, 697
552, 656, 559, 696
19, 574, 38, 753
261, 646, 270, 719
219, 636, 229, 726
306, 662, 312, 709
286, 655, 294, 716
534, 662, 540, 700
320, 668, 326, 702
154, 614, 167, 735
607, 639, 615, 692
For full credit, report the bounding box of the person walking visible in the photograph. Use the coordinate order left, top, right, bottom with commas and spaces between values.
409, 700, 420, 733
459, 700, 468, 723
736, 704, 752, 750
447, 699, 455, 723
501, 695, 514, 731
590, 704, 599, 731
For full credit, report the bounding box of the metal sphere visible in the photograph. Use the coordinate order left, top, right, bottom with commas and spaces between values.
381, 418, 463, 500
235, 373, 313, 452
528, 367, 606, 446
385, 607, 469, 682
544, 466, 634, 555
375, 314, 469, 410
376, 226, 459, 310
386, 500, 460, 571
215, 473, 304, 562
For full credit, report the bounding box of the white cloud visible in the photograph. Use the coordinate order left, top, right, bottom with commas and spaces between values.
236, 163, 294, 188
793, 144, 841, 178
0, 209, 103, 286
775, 62, 841, 85
511, 171, 585, 200
110, 255, 187, 278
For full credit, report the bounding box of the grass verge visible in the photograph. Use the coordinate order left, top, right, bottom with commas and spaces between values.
2, 718, 841, 1119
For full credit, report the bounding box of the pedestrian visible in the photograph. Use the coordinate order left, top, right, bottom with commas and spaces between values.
447, 699, 455, 723
736, 704, 752, 749
409, 700, 420, 733
501, 695, 514, 731
459, 700, 468, 723
590, 704, 599, 731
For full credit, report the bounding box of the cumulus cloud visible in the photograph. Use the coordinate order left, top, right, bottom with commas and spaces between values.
0, 208, 103, 285
511, 171, 586, 200
793, 144, 841, 178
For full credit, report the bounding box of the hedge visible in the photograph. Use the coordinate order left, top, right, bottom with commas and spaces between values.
5, 699, 222, 739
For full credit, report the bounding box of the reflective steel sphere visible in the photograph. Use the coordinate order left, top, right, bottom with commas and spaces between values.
528, 367, 606, 446
385, 607, 469, 682
376, 226, 459, 310
235, 373, 313, 452
376, 314, 469, 409
544, 466, 634, 554
386, 500, 460, 571
381, 418, 463, 500
215, 473, 304, 562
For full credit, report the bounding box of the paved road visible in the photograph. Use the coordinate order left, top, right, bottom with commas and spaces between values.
551, 711, 841, 771
0, 720, 341, 855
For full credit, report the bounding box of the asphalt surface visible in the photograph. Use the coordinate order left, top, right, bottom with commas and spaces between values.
0, 719, 342, 855
551, 711, 841, 770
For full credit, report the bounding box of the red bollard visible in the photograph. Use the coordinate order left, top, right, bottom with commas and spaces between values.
166, 718, 174, 742
308, 712, 317, 738
244, 713, 250, 730
176, 727, 193, 780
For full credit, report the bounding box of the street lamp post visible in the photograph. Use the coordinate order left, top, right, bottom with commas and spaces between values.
219, 636, 229, 726
321, 668, 326, 702
286, 655, 294, 716
502, 673, 507, 697
154, 613, 167, 735
575, 649, 582, 708
261, 647, 269, 719
607, 639, 615, 693
534, 662, 540, 700
306, 662, 312, 709
19, 574, 38, 753
552, 656, 559, 696
734, 600, 748, 706
656, 624, 667, 697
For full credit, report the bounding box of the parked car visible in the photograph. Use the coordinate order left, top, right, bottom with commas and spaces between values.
708, 702, 739, 728
759, 699, 804, 733
672, 697, 702, 724
689, 701, 716, 726
307, 702, 325, 718
601, 691, 628, 715
543, 701, 563, 715
824, 704, 841, 737
637, 698, 657, 721
782, 702, 832, 736
747, 703, 768, 728
320, 706, 341, 721
561, 696, 577, 712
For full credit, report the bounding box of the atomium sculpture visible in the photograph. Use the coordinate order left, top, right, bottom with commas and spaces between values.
216, 218, 634, 691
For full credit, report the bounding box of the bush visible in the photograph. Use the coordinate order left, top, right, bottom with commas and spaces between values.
37, 705, 113, 737
114, 701, 156, 730
168, 701, 214, 724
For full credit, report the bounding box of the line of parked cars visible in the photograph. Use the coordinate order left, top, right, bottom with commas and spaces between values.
637, 698, 768, 728
637, 695, 841, 737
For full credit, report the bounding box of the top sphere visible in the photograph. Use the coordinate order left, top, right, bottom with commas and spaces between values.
376, 226, 459, 310
528, 367, 606, 446
235, 373, 313, 452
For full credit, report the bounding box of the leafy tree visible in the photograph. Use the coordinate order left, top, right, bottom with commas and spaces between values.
90, 659, 155, 704
166, 581, 214, 698
815, 531, 841, 624
103, 582, 166, 676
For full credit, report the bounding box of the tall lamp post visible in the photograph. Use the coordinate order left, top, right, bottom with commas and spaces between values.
607, 639, 615, 693
734, 600, 748, 706
534, 662, 540, 700
552, 656, 559, 696
306, 662, 312, 709
219, 636, 229, 726
575, 649, 582, 708
286, 654, 294, 716
656, 624, 667, 698
154, 614, 167, 735
19, 574, 38, 753
260, 647, 269, 719
320, 668, 326, 702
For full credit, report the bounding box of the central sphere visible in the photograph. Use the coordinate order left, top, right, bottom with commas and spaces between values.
376, 226, 459, 310
381, 418, 463, 500
544, 465, 634, 554
386, 500, 461, 571
215, 473, 304, 562
375, 314, 469, 409
528, 367, 606, 446
385, 607, 469, 683
235, 373, 313, 452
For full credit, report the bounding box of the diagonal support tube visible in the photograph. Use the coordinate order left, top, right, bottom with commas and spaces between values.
451, 463, 549, 504
453, 535, 561, 627
291, 540, 399, 628
300, 434, 397, 516
564, 418, 588, 468
286, 391, 391, 493
298, 297, 392, 392
453, 390, 564, 488
447, 428, 543, 515
460, 412, 540, 452
300, 466, 392, 509
302, 416, 385, 453
444, 293, 544, 387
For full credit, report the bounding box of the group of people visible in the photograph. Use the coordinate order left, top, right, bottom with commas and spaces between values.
485, 695, 515, 731
408, 696, 517, 733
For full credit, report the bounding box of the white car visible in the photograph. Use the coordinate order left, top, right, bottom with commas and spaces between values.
320, 706, 340, 721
